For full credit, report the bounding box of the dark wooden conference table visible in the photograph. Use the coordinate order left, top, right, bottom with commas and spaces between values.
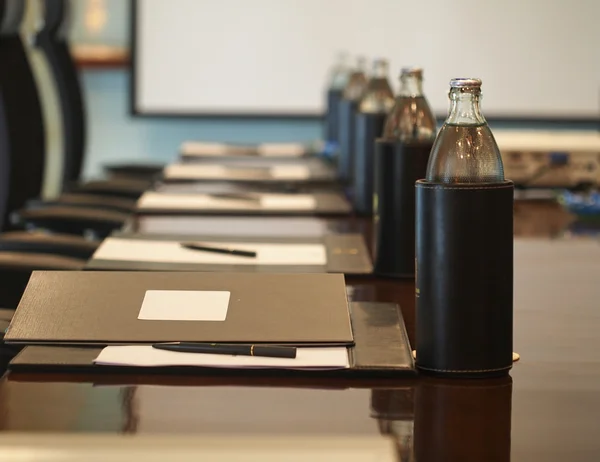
0, 199, 599, 461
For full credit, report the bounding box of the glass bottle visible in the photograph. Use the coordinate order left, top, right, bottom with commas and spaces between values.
358, 59, 394, 113
426, 78, 504, 183
342, 56, 368, 101
327, 51, 351, 91
382, 67, 436, 141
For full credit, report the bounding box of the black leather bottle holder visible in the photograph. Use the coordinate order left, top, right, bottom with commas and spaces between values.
415, 180, 514, 378
337, 99, 358, 182
373, 140, 433, 277
352, 112, 387, 215
325, 89, 344, 143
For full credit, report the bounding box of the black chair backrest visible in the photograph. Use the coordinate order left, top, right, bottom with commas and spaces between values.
0, 92, 10, 231
0, 0, 46, 230
36, 0, 86, 188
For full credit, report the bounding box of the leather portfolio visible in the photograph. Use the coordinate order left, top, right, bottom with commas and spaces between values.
134, 191, 351, 216
8, 302, 415, 376
85, 232, 373, 274
4, 271, 353, 345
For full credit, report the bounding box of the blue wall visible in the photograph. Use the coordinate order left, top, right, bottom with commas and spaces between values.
80, 70, 321, 177
72, 1, 321, 177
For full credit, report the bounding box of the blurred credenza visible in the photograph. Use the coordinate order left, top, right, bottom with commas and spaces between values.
71, 45, 129, 69
495, 130, 600, 189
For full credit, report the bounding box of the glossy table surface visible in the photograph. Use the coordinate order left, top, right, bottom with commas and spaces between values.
1, 200, 600, 462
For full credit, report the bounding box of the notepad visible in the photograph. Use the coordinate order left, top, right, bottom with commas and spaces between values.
92, 238, 328, 265
94, 345, 350, 370
137, 192, 317, 211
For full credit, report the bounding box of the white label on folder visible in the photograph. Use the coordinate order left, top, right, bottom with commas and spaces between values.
139, 290, 230, 321
259, 195, 316, 210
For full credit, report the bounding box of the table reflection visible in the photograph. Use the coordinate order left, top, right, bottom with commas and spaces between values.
414, 377, 512, 462
371, 388, 415, 462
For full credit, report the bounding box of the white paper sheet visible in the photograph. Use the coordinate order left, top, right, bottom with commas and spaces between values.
270, 165, 311, 179
164, 164, 230, 179
137, 217, 329, 238
94, 345, 350, 370
180, 141, 309, 158
165, 163, 312, 180
180, 142, 230, 156
93, 238, 328, 266
137, 192, 317, 211
139, 290, 231, 321
257, 143, 308, 157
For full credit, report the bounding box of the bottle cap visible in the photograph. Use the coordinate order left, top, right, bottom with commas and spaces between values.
450, 78, 482, 88
401, 67, 423, 78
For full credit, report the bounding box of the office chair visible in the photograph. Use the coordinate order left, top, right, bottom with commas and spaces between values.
0, 0, 127, 249
35, 0, 159, 195
0, 25, 86, 308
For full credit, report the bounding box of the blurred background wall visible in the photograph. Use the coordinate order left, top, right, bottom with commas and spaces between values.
65, 0, 596, 178
68, 0, 321, 178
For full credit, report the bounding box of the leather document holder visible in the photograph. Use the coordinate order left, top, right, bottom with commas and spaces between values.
85, 232, 373, 275
8, 302, 415, 377
4, 271, 353, 345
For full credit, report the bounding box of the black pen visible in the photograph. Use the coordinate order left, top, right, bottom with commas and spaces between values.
152, 342, 297, 359
209, 193, 261, 202
180, 242, 257, 258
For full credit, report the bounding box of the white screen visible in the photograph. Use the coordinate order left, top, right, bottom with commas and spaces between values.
134, 0, 600, 118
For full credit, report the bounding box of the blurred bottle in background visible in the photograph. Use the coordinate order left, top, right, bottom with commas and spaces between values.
383, 67, 436, 141
372, 67, 437, 277
352, 58, 394, 214
426, 78, 504, 183
343, 56, 369, 100
358, 59, 395, 114
336, 56, 368, 181
324, 51, 351, 152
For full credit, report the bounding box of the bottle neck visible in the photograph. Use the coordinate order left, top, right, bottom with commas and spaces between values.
446, 89, 486, 125
399, 74, 423, 97
372, 60, 388, 79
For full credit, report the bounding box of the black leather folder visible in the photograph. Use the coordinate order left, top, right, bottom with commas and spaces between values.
4, 271, 354, 346
133, 191, 351, 216
85, 232, 373, 274
8, 302, 415, 376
